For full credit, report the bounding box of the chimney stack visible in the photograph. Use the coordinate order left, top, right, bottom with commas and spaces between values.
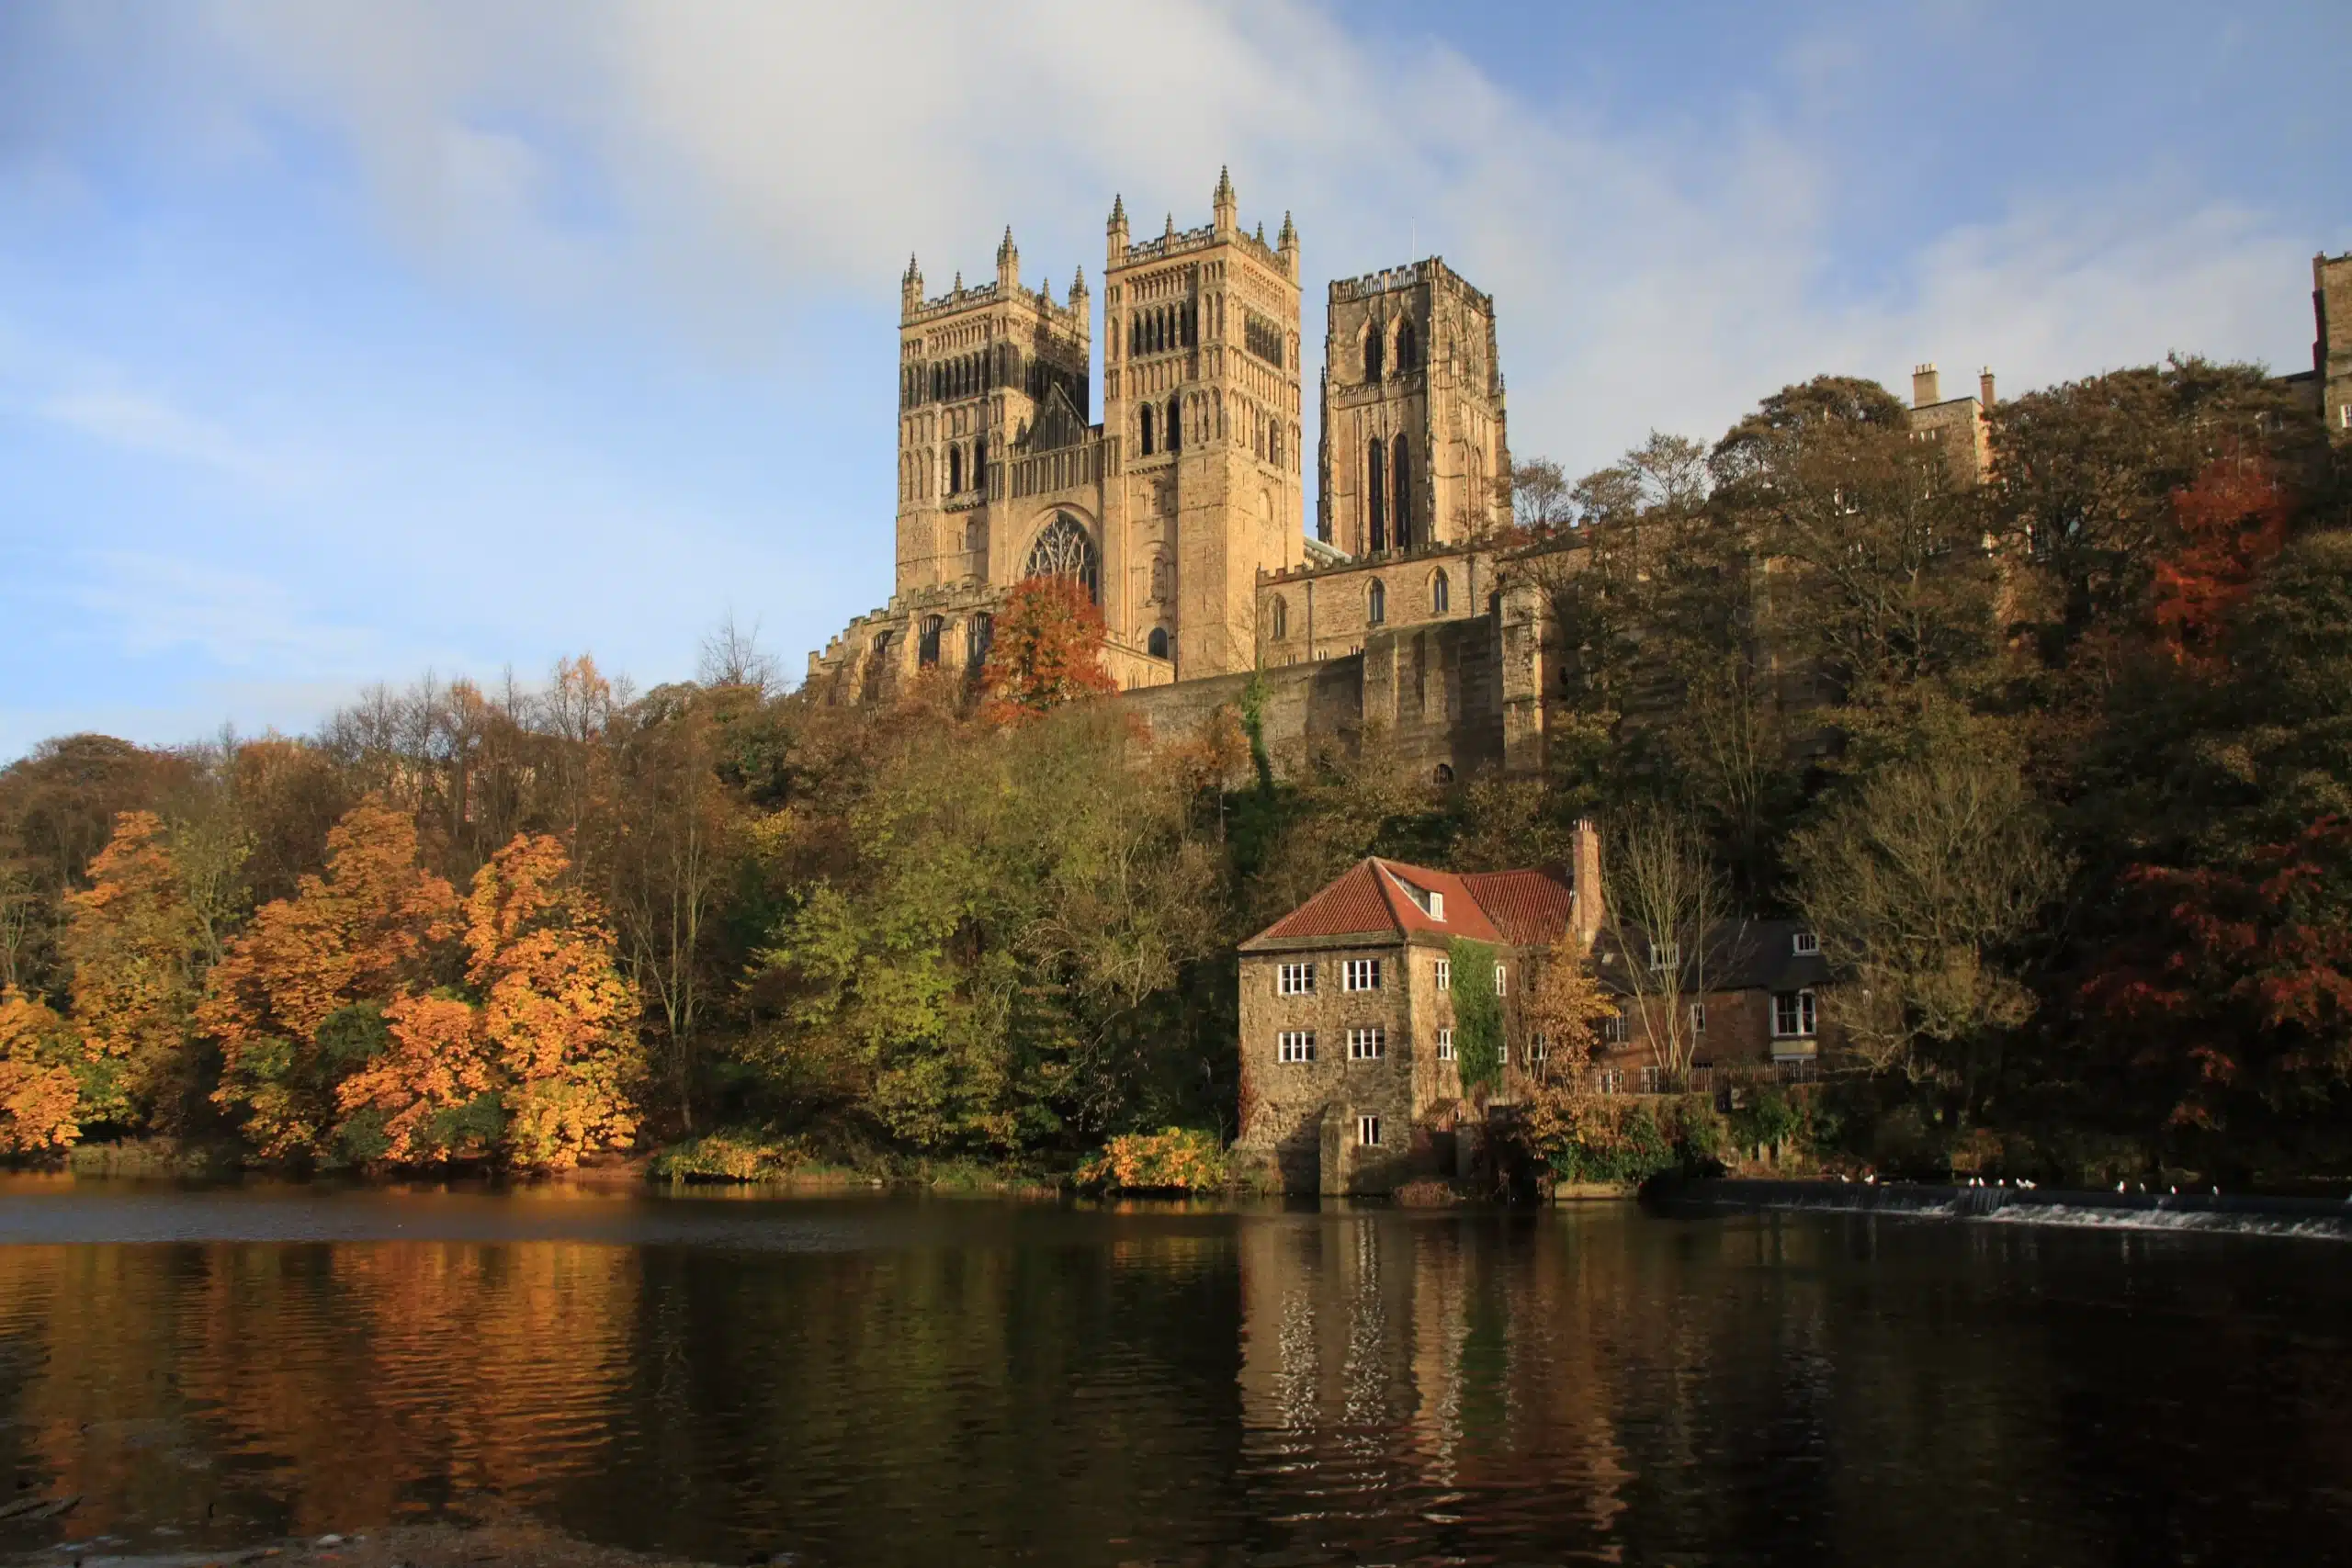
1571, 818, 1604, 952
1912, 363, 1941, 408
1979, 367, 1996, 409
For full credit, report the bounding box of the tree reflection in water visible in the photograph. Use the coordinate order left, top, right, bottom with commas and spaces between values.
0, 1186, 2347, 1566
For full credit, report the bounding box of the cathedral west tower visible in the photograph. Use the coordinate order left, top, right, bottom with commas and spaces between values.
1100, 169, 1306, 675
895, 231, 1091, 594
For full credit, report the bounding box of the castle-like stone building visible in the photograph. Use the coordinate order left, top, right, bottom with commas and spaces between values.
807, 173, 1515, 709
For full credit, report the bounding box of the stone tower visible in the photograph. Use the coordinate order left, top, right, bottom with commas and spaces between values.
2316, 251, 2352, 442
895, 232, 1091, 594
1318, 259, 1510, 556
1098, 170, 1306, 674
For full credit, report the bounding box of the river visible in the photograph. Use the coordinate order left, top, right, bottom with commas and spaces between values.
1, 1176, 2347, 1566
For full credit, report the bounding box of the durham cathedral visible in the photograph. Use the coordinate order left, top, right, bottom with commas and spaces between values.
806, 170, 1561, 776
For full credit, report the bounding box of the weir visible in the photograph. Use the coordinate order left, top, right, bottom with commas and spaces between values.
1659, 1178, 2352, 1240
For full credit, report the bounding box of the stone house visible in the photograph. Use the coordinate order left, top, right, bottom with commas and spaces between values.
1587, 918, 1837, 1090
1234, 826, 1600, 1194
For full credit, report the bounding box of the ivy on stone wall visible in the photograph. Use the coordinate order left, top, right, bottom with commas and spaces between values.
1449, 935, 1502, 1099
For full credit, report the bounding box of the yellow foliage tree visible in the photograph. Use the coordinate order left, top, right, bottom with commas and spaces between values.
202, 799, 459, 1158
61, 811, 202, 1127
462, 834, 643, 1170
0, 988, 82, 1153
336, 994, 497, 1163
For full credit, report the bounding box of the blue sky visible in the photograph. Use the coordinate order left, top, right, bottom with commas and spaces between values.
3, 1, 2345, 760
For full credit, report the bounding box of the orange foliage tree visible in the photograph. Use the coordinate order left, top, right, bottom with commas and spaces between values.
0, 987, 82, 1153
2151, 451, 2290, 668
203, 798, 460, 1158
465, 834, 643, 1168
336, 833, 643, 1169
60, 811, 203, 1127
979, 576, 1118, 725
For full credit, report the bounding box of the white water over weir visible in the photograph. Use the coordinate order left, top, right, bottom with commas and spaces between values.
1662, 1178, 2352, 1242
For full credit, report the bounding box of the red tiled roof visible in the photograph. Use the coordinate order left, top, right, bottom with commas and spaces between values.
1243, 857, 1568, 950
1460, 868, 1578, 947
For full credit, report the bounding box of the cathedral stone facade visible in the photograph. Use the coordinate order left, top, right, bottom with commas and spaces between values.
805, 173, 1523, 716
816, 171, 1311, 696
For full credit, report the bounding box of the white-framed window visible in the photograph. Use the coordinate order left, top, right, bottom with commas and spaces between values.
1436, 1027, 1455, 1061
1792, 931, 1819, 956
1772, 989, 1818, 1038
1347, 1026, 1385, 1060
1428, 891, 1444, 920
1342, 958, 1382, 992
1494, 963, 1507, 996
1434, 957, 1451, 991
1690, 1002, 1707, 1034
1638, 1064, 1661, 1094
1277, 1030, 1316, 1064
1357, 1114, 1383, 1147
1527, 1033, 1547, 1065
1603, 1008, 1629, 1043
1596, 1068, 1624, 1095
1277, 961, 1316, 996
1648, 941, 1679, 972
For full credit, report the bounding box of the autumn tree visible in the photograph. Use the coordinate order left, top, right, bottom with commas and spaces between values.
2150, 450, 2291, 669
1791, 728, 2064, 1089
1599, 802, 1728, 1084
0, 987, 82, 1153
1521, 930, 1619, 1088
203, 798, 460, 1158
979, 576, 1118, 724
463, 834, 643, 1168
61, 812, 205, 1129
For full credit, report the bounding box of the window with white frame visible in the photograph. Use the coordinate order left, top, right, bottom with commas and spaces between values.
1434, 957, 1451, 990
1603, 1008, 1629, 1043
1341, 958, 1382, 992
1494, 963, 1507, 996
1690, 1002, 1707, 1034
1357, 1114, 1383, 1147
1436, 1027, 1455, 1061
1347, 1026, 1386, 1060
1648, 941, 1679, 972
1277, 962, 1317, 996
1772, 989, 1818, 1038
1527, 1033, 1547, 1065
1277, 1030, 1316, 1063
1596, 1067, 1625, 1095
1792, 931, 1819, 956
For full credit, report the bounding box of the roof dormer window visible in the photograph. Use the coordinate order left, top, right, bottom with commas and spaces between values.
1792, 931, 1819, 955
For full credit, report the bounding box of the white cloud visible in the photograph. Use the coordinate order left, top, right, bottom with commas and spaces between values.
151, 0, 2312, 478
40, 387, 304, 489
69, 550, 384, 671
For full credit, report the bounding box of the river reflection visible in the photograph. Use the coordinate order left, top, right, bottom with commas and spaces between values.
1, 1179, 2347, 1566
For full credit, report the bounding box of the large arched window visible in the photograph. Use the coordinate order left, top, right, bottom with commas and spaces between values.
1148, 626, 1170, 660
1396, 320, 1419, 374
1366, 436, 1388, 552
1363, 322, 1384, 383
918, 615, 944, 668
1430, 569, 1451, 615
1139, 404, 1156, 457
1368, 579, 1387, 626
1271, 595, 1289, 640
1024, 512, 1101, 603
1392, 439, 1412, 550
1166, 395, 1182, 454
947, 446, 963, 494
967, 612, 994, 671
